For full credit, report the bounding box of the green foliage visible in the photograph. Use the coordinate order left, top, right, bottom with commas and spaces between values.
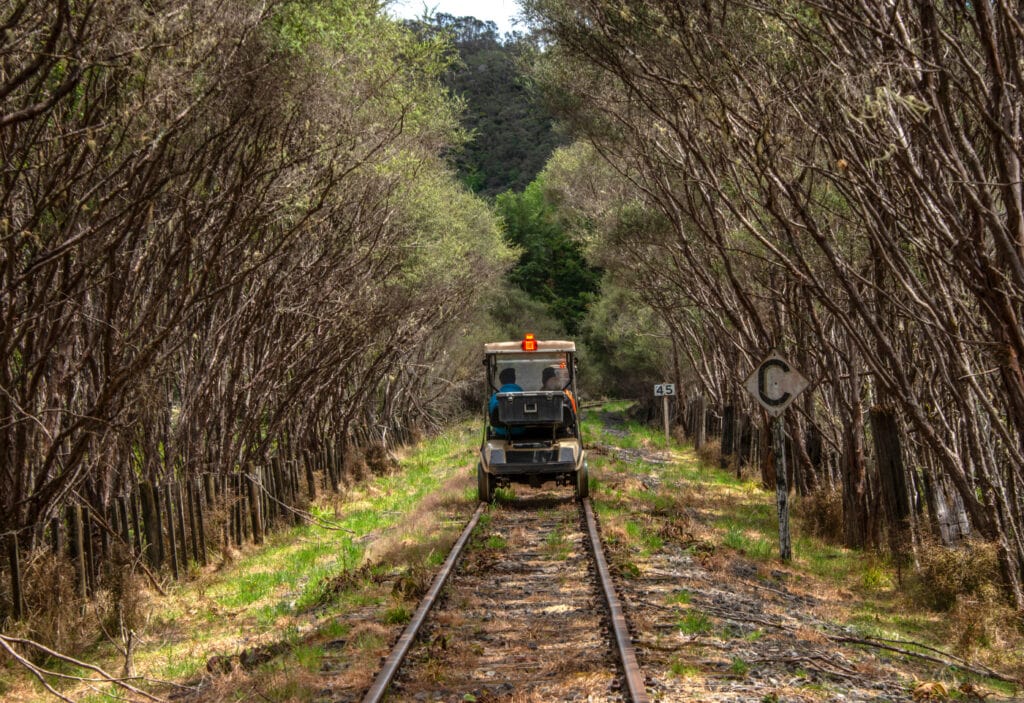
291, 644, 324, 672
495, 179, 602, 335
543, 527, 571, 559
486, 284, 566, 341
667, 589, 692, 605
577, 283, 668, 397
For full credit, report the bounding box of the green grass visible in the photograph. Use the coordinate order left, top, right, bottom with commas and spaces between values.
296, 644, 324, 672
729, 657, 750, 676
322, 620, 349, 639
669, 659, 701, 678
45, 421, 481, 703
544, 527, 571, 560
157, 650, 205, 680
382, 605, 411, 625
577, 402, 1024, 695
677, 610, 713, 635
624, 519, 664, 555
350, 629, 385, 651
722, 524, 773, 559
667, 589, 692, 605
484, 534, 507, 549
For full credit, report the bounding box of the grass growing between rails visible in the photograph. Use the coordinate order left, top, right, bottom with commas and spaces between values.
583, 400, 1023, 698
1, 421, 482, 703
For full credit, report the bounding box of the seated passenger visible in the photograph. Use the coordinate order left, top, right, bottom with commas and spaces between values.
542, 366, 576, 413
489, 368, 523, 437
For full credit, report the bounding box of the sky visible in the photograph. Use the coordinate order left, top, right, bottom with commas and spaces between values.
388, 0, 524, 35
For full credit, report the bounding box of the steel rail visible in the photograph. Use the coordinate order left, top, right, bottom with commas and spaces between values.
361, 501, 487, 703
583, 497, 649, 703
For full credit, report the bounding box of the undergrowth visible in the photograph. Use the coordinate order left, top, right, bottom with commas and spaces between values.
586, 400, 1024, 693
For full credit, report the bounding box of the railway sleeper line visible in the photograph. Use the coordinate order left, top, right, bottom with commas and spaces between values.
361, 491, 649, 703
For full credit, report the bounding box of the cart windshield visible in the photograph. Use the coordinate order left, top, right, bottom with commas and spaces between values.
489, 352, 571, 392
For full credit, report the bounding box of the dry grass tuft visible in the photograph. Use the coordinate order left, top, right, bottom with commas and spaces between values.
695, 438, 721, 467
362, 468, 470, 568
906, 539, 1024, 668
908, 539, 1001, 612
344, 450, 368, 484
945, 584, 1021, 661
364, 443, 397, 476
10, 552, 92, 656
796, 488, 844, 543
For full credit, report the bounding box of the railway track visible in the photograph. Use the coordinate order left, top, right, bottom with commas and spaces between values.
361, 490, 649, 703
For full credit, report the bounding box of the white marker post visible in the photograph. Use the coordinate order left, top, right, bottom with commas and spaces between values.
744, 352, 808, 561
654, 383, 676, 447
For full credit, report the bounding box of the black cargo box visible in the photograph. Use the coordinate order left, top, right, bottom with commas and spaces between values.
495, 392, 565, 424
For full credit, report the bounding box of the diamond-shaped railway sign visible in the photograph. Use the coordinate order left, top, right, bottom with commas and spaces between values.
744, 352, 808, 416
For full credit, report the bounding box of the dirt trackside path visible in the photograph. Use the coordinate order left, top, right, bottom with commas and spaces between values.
582, 405, 1020, 702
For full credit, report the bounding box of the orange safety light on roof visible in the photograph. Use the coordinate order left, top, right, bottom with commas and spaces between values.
521, 333, 538, 351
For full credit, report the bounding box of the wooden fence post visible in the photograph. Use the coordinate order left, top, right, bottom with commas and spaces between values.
67, 505, 87, 599
204, 474, 216, 507
187, 480, 200, 566
97, 500, 110, 561
721, 404, 735, 469
129, 490, 143, 556
274, 458, 287, 518
304, 450, 317, 500
247, 473, 263, 545
139, 482, 161, 569
153, 484, 166, 567
117, 495, 131, 553
262, 466, 274, 526
82, 506, 97, 595
164, 485, 179, 579
192, 479, 207, 566
233, 474, 243, 547
7, 534, 24, 620
174, 482, 189, 569
49, 516, 62, 556
693, 396, 706, 451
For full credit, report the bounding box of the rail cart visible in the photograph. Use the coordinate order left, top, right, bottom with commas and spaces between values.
478, 334, 588, 502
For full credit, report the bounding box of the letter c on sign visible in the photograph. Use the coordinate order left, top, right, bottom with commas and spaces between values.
758, 359, 791, 407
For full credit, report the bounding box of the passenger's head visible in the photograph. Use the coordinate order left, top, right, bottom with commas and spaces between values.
542, 367, 558, 387
499, 368, 516, 385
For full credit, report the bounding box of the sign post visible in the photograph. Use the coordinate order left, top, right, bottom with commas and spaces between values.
744, 352, 808, 561
654, 383, 676, 447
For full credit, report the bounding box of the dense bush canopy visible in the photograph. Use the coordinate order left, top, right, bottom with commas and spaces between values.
524, 0, 1024, 609
0, 0, 510, 549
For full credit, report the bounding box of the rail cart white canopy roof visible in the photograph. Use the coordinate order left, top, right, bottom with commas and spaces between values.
484, 339, 576, 353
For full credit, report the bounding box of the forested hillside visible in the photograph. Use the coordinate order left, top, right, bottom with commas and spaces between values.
415, 14, 566, 196
409, 13, 602, 340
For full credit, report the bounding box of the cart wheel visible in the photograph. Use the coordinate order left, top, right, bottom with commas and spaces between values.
477, 462, 493, 503
575, 461, 589, 500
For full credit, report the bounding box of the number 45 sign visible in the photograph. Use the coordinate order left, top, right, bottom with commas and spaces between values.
654, 383, 676, 397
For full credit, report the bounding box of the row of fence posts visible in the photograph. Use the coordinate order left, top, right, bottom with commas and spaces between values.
683, 397, 763, 471
683, 395, 838, 489
4, 442, 349, 622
